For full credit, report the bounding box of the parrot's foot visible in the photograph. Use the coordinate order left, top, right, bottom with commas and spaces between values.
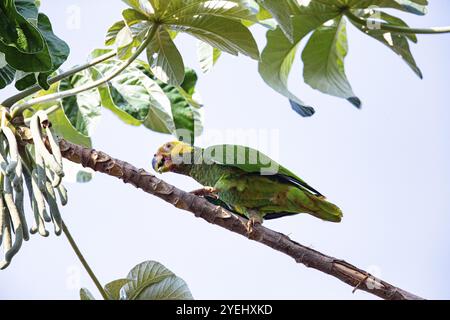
245, 213, 263, 237
190, 187, 219, 199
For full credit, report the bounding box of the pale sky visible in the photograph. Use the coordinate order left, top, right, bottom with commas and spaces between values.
0, 1, 449, 299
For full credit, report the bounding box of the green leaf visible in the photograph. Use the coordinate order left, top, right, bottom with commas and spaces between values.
15, 0, 39, 20
302, 18, 360, 108
259, 3, 340, 116
1, 6, 69, 91
80, 288, 96, 300
349, 9, 422, 78
35, 13, 70, 89
120, 260, 193, 300
163, 0, 258, 22
346, 0, 428, 15
146, 26, 185, 85
197, 41, 222, 74
88, 52, 176, 134
105, 20, 126, 46
59, 70, 102, 136
104, 279, 131, 300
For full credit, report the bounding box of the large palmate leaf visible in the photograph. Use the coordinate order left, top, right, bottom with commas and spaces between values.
117, 261, 193, 300
105, 0, 259, 84
302, 18, 360, 107
259, 2, 340, 116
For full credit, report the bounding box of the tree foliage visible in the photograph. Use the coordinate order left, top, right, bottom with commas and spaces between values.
0, 0, 444, 300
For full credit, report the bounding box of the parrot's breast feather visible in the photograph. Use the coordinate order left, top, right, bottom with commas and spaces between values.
202, 145, 323, 197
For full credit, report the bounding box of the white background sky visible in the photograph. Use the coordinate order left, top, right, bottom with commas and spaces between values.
1, 1, 449, 300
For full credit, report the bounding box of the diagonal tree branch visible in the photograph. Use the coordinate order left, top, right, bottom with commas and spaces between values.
54, 138, 424, 300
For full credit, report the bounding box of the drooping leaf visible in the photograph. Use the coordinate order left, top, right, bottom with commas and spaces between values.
302, 18, 360, 108
146, 26, 185, 85
259, 3, 340, 116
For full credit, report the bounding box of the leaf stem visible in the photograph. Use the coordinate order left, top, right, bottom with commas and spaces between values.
1, 50, 117, 108
62, 221, 109, 300
10, 24, 159, 117
344, 9, 450, 34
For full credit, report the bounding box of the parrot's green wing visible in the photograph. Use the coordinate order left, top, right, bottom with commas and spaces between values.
203, 144, 324, 197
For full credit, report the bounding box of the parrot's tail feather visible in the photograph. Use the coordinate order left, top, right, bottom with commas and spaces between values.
310, 196, 343, 222
288, 188, 343, 222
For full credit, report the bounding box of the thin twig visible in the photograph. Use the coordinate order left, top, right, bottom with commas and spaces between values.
62, 221, 108, 300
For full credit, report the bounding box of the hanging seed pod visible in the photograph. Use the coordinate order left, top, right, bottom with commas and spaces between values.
30, 112, 64, 181
15, 185, 30, 241
57, 184, 68, 206
43, 179, 62, 235
2, 126, 22, 193
31, 169, 51, 223
0, 176, 24, 269
1, 208, 12, 257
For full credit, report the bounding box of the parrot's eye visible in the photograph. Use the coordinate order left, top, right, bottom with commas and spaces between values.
165, 143, 172, 150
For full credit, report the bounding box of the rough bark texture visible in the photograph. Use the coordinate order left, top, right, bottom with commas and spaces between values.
57, 139, 424, 300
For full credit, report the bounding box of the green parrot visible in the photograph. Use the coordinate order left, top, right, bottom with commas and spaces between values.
152, 141, 342, 232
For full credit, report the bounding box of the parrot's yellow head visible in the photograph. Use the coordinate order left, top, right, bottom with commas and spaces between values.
152, 141, 194, 173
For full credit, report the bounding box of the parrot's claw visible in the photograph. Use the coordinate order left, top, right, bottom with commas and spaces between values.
245, 215, 262, 238
190, 187, 219, 199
